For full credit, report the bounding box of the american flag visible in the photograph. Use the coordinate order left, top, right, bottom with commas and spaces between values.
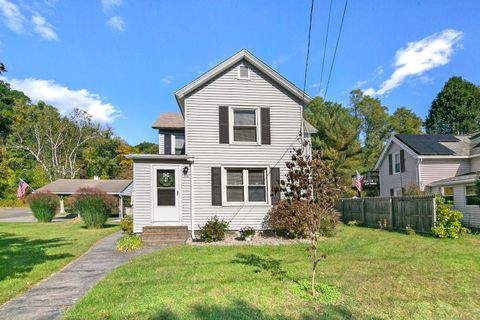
355, 171, 362, 192
17, 178, 29, 198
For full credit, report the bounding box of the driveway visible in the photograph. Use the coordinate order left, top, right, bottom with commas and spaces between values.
0, 208, 35, 222
0, 208, 75, 222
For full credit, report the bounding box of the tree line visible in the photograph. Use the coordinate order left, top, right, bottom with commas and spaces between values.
0, 79, 157, 205
306, 76, 480, 195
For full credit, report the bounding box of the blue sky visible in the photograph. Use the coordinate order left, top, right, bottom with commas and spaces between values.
0, 0, 478, 145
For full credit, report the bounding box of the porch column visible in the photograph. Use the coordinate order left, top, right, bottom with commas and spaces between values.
60, 197, 65, 214
119, 195, 124, 218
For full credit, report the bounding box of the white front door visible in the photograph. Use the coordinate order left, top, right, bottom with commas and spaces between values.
152, 165, 180, 222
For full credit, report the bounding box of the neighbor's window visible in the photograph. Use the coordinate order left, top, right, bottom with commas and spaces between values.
175, 133, 185, 155
225, 168, 267, 203
441, 186, 454, 204
238, 65, 250, 79
233, 108, 258, 142
466, 185, 478, 205
393, 152, 401, 173
226, 169, 244, 202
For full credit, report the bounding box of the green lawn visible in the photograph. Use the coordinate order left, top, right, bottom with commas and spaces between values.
0, 222, 119, 305
65, 225, 480, 320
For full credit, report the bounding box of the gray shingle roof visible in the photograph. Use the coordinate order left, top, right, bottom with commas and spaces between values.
35, 179, 133, 196
303, 120, 317, 134
428, 172, 478, 187
395, 134, 477, 156
152, 113, 185, 129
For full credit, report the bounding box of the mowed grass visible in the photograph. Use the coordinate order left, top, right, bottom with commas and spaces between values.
0, 222, 119, 305
65, 225, 480, 320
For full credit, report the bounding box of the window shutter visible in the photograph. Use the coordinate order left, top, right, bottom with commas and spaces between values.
401, 187, 405, 196
388, 154, 393, 175
219, 106, 229, 144
261, 107, 271, 145
211, 167, 222, 206
400, 150, 405, 172
270, 167, 280, 204
164, 134, 171, 155
390, 189, 394, 196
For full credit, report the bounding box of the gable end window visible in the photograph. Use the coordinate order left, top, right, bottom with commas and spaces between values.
231, 108, 259, 143
238, 65, 250, 79
225, 168, 267, 204
393, 152, 401, 174
466, 185, 478, 205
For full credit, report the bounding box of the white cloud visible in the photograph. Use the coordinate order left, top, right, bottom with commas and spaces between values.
106, 16, 125, 32
160, 76, 174, 85
3, 77, 120, 123
271, 55, 290, 69
0, 0, 26, 33
32, 14, 58, 40
365, 29, 463, 96
101, 0, 122, 10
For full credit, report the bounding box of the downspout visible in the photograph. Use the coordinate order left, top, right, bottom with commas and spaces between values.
190, 163, 195, 240
417, 158, 423, 191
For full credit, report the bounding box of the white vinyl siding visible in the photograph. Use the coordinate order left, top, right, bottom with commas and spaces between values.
378, 143, 418, 197
419, 159, 470, 189
185, 60, 302, 229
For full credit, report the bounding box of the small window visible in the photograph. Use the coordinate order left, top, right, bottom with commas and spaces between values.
393, 152, 401, 174
175, 134, 185, 155
233, 108, 257, 142
441, 186, 454, 204
466, 185, 478, 205
226, 169, 244, 202
393, 188, 402, 197
238, 65, 250, 79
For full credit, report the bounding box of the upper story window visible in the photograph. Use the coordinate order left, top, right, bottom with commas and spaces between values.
238, 65, 250, 79
393, 152, 401, 174
174, 133, 185, 155
466, 185, 478, 205
441, 186, 454, 204
232, 108, 258, 143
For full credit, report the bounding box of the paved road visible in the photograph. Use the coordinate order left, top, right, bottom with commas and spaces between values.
0, 232, 162, 320
0, 208, 35, 222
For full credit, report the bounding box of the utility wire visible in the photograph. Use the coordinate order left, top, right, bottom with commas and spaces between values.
323, 0, 349, 100
318, 0, 333, 93
302, 0, 315, 99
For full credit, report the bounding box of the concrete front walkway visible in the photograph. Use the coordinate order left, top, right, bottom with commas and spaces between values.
0, 232, 161, 320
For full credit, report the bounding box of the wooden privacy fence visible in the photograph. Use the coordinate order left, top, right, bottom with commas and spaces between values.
335, 195, 436, 233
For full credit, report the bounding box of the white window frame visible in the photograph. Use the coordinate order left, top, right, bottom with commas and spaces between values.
465, 184, 477, 206
229, 106, 261, 145
441, 186, 454, 204
393, 151, 401, 174
222, 167, 269, 206
237, 65, 250, 80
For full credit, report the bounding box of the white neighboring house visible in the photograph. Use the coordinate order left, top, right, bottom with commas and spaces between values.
128, 50, 317, 236
375, 133, 480, 228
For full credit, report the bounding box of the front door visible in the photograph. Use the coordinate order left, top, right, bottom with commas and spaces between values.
153, 166, 180, 222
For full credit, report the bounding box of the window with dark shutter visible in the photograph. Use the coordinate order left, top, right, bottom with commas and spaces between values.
388, 154, 393, 175
400, 150, 405, 172
261, 108, 271, 145
233, 108, 257, 142
219, 106, 229, 144
164, 134, 171, 155
270, 167, 280, 204
211, 167, 222, 206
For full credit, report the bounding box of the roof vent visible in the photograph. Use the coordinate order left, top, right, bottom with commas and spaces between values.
238, 65, 250, 79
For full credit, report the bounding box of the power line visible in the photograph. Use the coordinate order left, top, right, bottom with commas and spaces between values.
319, 0, 333, 94
323, 0, 349, 100
302, 0, 315, 103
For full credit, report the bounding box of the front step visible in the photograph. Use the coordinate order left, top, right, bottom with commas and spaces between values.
141, 226, 189, 246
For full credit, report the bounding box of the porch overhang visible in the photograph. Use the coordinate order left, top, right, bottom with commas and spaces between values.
126, 154, 194, 163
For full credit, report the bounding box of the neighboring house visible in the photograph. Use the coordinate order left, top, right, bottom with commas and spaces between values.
128, 49, 317, 236
375, 133, 480, 228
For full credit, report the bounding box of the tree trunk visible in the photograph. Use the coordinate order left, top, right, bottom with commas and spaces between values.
311, 233, 318, 295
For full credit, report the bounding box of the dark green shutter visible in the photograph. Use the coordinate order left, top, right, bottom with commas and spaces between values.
164, 134, 171, 155
270, 167, 280, 204
261, 107, 271, 145
388, 154, 393, 175
219, 106, 229, 144
400, 150, 405, 172
211, 167, 222, 206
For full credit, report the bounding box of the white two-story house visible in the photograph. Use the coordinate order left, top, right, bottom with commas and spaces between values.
128, 50, 317, 237
375, 133, 480, 228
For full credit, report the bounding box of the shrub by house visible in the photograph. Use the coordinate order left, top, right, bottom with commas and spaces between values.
71, 188, 116, 229
27, 191, 59, 222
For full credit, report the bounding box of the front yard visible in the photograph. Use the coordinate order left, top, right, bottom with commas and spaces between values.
66, 225, 480, 319
0, 222, 119, 305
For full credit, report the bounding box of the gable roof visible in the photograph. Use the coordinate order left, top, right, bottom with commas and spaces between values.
35, 179, 132, 196
152, 112, 184, 129
174, 49, 313, 113
395, 134, 460, 155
